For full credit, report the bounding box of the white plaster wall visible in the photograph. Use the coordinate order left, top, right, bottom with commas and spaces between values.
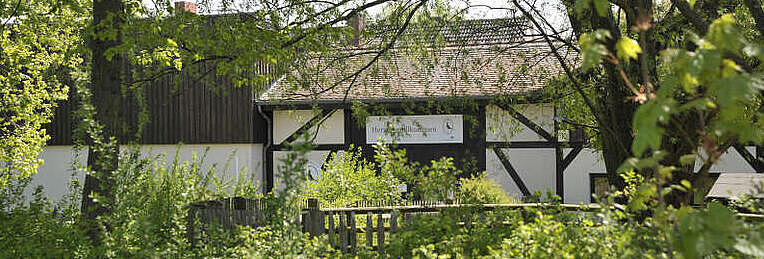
137, 143, 264, 191
486, 103, 554, 142
563, 148, 606, 204
485, 148, 557, 199
28, 144, 263, 203
705, 146, 757, 173
26, 146, 88, 204
486, 149, 523, 200
559, 146, 758, 205
272, 150, 331, 192
273, 109, 344, 145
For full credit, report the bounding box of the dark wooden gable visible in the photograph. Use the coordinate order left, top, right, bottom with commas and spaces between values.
44, 70, 267, 145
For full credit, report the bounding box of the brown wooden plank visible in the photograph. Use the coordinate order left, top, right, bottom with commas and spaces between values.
377, 213, 384, 254
349, 211, 357, 251
366, 212, 373, 247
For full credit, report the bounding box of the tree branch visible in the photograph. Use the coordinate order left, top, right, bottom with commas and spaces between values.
280, 0, 395, 49
513, 0, 632, 155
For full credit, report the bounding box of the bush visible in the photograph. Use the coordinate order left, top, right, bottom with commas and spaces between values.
456, 172, 515, 204
1, 146, 763, 258
0, 181, 91, 258
374, 143, 460, 200
301, 146, 402, 207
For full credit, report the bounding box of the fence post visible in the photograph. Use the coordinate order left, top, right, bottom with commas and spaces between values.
377, 213, 384, 254
391, 211, 397, 233
339, 212, 347, 253
328, 212, 335, 248
349, 211, 357, 252
366, 212, 373, 248
306, 198, 324, 236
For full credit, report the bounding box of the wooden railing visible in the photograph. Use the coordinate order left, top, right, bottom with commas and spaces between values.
299, 198, 604, 253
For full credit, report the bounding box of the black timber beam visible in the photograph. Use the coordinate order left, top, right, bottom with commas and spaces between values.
493, 148, 531, 196
281, 109, 335, 145
494, 103, 555, 142
560, 146, 584, 171
734, 144, 764, 173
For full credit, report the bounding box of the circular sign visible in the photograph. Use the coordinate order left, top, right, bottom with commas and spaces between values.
305, 161, 321, 181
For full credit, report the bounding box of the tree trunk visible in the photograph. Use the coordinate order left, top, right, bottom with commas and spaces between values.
81, 0, 125, 242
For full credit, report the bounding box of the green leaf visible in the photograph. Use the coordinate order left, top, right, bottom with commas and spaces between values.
688, 0, 696, 8
615, 37, 642, 61
679, 154, 697, 166
632, 98, 676, 156
574, 0, 591, 16
579, 30, 611, 70
681, 180, 692, 190
167, 38, 178, 47
679, 98, 716, 111
706, 14, 744, 53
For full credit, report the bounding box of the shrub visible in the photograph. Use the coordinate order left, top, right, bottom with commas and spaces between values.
301, 146, 402, 207
0, 179, 92, 258
456, 172, 515, 204
374, 143, 460, 201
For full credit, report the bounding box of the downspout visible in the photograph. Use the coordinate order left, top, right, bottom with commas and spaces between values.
256, 76, 282, 194
256, 102, 271, 194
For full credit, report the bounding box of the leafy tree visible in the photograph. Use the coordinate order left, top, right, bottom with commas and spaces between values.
503, 0, 763, 203
0, 0, 89, 188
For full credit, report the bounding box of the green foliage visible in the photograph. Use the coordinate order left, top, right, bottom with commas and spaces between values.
226, 226, 336, 258
615, 37, 642, 61
374, 143, 461, 200
628, 14, 763, 158
388, 209, 521, 258
415, 157, 461, 200
574, 0, 610, 17
456, 172, 515, 204
0, 180, 91, 258
301, 146, 402, 207
0, 0, 90, 188
674, 203, 742, 258
93, 148, 263, 257
578, 29, 611, 70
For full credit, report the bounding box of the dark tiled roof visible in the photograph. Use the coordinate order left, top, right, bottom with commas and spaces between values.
259, 18, 572, 104
375, 18, 530, 46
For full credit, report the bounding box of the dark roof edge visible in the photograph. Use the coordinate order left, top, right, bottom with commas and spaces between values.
256, 90, 547, 110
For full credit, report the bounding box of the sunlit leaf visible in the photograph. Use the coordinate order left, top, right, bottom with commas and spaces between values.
579, 30, 611, 70
167, 38, 178, 47
706, 15, 744, 53
616, 37, 642, 61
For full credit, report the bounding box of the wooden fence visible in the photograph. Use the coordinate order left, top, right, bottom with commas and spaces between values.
188, 197, 764, 253
300, 198, 604, 253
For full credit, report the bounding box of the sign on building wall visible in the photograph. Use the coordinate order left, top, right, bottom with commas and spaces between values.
366, 115, 463, 144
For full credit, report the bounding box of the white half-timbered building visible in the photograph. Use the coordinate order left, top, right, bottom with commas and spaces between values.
257, 17, 763, 203
30, 15, 763, 204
